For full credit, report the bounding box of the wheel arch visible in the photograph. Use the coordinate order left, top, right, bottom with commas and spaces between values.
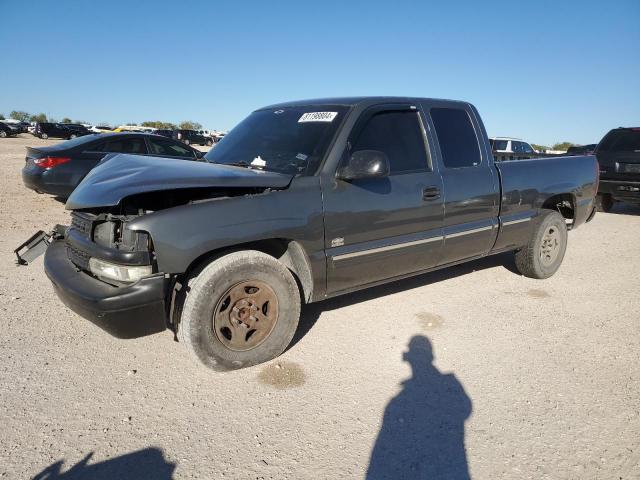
182, 238, 314, 303
540, 192, 576, 227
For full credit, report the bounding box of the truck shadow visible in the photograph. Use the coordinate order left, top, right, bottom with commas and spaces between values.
292, 252, 517, 348
31, 448, 175, 480
607, 202, 640, 216
366, 335, 472, 479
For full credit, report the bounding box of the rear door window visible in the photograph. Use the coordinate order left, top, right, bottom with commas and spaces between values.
598, 129, 640, 153
430, 108, 481, 168
148, 138, 196, 158
103, 138, 147, 154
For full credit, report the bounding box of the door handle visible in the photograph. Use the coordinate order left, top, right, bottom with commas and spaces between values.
422, 186, 440, 200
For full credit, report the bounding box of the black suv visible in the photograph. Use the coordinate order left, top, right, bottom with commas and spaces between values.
0, 122, 20, 138
175, 129, 212, 146
35, 122, 90, 140
595, 127, 640, 211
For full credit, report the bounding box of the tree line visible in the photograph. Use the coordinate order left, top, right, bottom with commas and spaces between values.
0, 110, 203, 131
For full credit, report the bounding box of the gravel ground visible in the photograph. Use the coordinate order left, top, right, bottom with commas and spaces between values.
1, 135, 639, 479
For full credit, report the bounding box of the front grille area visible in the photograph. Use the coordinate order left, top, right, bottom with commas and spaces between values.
70, 212, 94, 238
66, 243, 90, 271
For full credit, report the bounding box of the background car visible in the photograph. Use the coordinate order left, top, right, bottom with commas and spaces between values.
35, 122, 90, 140
489, 137, 538, 162
22, 132, 204, 198
0, 122, 20, 138
595, 127, 640, 212
89, 125, 115, 133
175, 129, 213, 146
153, 129, 175, 138
566, 144, 597, 155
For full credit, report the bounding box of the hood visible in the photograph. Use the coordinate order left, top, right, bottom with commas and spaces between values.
66, 154, 293, 210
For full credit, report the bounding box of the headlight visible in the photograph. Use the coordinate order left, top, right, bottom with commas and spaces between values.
89, 258, 152, 283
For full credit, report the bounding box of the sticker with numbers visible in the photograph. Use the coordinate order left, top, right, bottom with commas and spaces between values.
298, 112, 338, 123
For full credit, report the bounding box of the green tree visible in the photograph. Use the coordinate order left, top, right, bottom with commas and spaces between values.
179, 121, 202, 130
29, 113, 48, 123
141, 120, 177, 129
531, 144, 549, 152
552, 142, 575, 151
0, 113, 4, 120
10, 110, 31, 122
61, 117, 72, 123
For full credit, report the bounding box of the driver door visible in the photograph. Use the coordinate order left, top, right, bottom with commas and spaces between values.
322, 105, 444, 294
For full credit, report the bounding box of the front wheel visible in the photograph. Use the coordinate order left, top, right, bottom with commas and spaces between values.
178, 250, 301, 371
206, 139, 213, 146
514, 211, 568, 279
0, 131, 6, 138
69, 133, 77, 139
40, 133, 48, 139
184, 139, 190, 145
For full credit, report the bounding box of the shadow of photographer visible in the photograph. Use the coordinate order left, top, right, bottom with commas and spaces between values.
367, 336, 472, 479
31, 447, 175, 480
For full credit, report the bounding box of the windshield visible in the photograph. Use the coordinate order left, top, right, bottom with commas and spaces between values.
204, 106, 348, 175
597, 129, 640, 153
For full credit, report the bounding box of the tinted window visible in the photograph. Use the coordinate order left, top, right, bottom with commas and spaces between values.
148, 138, 195, 158
512, 141, 524, 153
351, 111, 428, 174
103, 138, 146, 154
522, 142, 534, 154
205, 106, 347, 175
491, 140, 508, 151
597, 129, 640, 153
430, 108, 481, 168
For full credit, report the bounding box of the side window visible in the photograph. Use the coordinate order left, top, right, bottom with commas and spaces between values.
512, 141, 523, 153
103, 138, 146, 154
351, 110, 429, 174
522, 143, 534, 154
430, 108, 481, 168
148, 138, 195, 158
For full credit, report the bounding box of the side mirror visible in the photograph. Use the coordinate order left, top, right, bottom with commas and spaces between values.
338, 150, 390, 181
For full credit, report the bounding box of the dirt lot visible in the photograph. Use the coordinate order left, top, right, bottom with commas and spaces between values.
1, 135, 639, 479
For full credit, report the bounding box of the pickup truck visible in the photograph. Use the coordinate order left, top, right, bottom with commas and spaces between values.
15, 97, 599, 371
594, 127, 640, 212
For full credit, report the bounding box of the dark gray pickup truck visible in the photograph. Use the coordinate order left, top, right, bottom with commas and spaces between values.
16, 97, 599, 370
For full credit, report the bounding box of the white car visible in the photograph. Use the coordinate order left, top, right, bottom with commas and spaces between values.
489, 137, 537, 161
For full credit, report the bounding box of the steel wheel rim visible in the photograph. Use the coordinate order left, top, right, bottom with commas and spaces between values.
213, 280, 279, 352
540, 226, 560, 266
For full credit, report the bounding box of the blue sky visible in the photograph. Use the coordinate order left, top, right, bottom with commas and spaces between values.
1, 0, 638, 145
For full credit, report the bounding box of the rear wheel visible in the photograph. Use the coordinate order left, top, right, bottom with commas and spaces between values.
206, 139, 213, 146
69, 133, 77, 139
0, 131, 6, 138
515, 210, 568, 279
178, 250, 301, 371
596, 193, 614, 213
40, 133, 48, 139
184, 139, 190, 145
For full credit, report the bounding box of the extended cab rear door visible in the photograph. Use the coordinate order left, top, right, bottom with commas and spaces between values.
322, 103, 444, 294
421, 101, 500, 265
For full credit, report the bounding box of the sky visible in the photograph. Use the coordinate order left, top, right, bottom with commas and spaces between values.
1, 0, 638, 146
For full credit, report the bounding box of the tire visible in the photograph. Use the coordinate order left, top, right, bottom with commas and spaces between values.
178, 250, 301, 371
514, 210, 568, 279
206, 139, 213, 147
40, 133, 48, 139
596, 193, 613, 213
69, 134, 77, 139
0, 131, 6, 138
184, 139, 190, 145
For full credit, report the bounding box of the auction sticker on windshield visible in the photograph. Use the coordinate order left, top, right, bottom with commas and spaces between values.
298, 112, 338, 123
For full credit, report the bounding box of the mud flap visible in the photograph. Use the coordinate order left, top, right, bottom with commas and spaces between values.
14, 225, 66, 265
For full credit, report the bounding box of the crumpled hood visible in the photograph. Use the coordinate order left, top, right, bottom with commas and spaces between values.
65, 154, 293, 210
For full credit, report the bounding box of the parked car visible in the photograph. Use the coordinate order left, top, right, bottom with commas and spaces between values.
594, 127, 640, 212
175, 129, 213, 146
21, 132, 204, 198
89, 125, 114, 134
567, 144, 597, 156
16, 97, 598, 371
0, 121, 20, 137
35, 122, 90, 140
153, 129, 175, 138
489, 137, 537, 161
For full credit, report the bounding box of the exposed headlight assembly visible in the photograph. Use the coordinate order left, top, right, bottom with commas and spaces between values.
89, 258, 152, 283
